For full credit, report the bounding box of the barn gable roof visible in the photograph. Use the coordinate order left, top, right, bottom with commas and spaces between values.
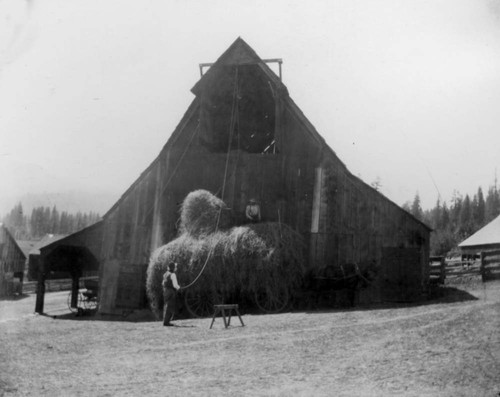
191, 37, 288, 96
102, 38, 431, 231
0, 223, 26, 260
459, 214, 500, 249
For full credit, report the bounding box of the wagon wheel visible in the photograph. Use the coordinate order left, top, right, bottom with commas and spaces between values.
184, 288, 223, 318
83, 295, 99, 311
254, 284, 290, 313
67, 290, 84, 313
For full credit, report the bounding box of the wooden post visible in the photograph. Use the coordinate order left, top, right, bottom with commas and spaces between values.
311, 167, 323, 233
150, 155, 166, 253
35, 258, 46, 314
70, 272, 80, 309
480, 251, 485, 282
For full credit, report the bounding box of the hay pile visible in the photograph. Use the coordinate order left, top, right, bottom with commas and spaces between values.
179, 189, 232, 237
146, 190, 305, 318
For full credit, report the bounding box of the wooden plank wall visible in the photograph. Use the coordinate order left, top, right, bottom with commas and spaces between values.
0, 226, 26, 297
309, 159, 430, 301
0, 226, 25, 273
445, 259, 482, 281
98, 96, 327, 312
429, 257, 446, 284
98, 79, 432, 310
481, 249, 500, 280
315, 161, 429, 267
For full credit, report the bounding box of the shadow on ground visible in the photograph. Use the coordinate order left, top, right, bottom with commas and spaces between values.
0, 294, 31, 302
294, 284, 480, 315
42, 284, 482, 323
427, 285, 479, 303
44, 309, 156, 323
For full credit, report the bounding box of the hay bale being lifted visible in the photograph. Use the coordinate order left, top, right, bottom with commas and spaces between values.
179, 189, 232, 237
146, 190, 306, 319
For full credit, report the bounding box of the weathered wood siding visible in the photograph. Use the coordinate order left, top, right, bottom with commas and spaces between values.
309, 159, 430, 302
481, 249, 500, 281
0, 225, 26, 297
99, 97, 328, 312
98, 42, 431, 311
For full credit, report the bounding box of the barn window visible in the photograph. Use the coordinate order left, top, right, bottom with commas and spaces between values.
200, 64, 277, 154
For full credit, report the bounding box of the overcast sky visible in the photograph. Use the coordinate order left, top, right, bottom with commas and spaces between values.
1, 0, 500, 215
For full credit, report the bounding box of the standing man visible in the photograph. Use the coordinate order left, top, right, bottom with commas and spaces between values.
162, 262, 180, 326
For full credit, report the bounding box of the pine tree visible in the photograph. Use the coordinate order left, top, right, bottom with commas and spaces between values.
31, 207, 41, 238
475, 187, 486, 227
410, 192, 423, 221
42, 207, 51, 235
459, 195, 473, 237
485, 185, 500, 223
59, 211, 68, 234
50, 206, 59, 233
441, 202, 450, 231
449, 191, 462, 234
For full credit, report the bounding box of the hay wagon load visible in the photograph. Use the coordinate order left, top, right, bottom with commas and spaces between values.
146, 190, 306, 318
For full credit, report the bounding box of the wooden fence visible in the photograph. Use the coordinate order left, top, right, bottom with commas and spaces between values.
444, 259, 482, 283
429, 257, 445, 284
22, 277, 98, 295
443, 249, 500, 284
481, 249, 500, 281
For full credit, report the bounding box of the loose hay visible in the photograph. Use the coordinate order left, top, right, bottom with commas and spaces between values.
179, 189, 232, 237
146, 191, 306, 318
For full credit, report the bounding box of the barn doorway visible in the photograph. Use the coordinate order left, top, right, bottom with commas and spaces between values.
381, 247, 423, 302
115, 264, 148, 310
35, 245, 100, 315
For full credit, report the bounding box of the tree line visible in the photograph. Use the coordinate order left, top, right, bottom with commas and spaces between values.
403, 182, 500, 256
4, 179, 500, 256
1, 203, 101, 240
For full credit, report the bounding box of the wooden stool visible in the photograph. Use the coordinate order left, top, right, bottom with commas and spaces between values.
210, 304, 245, 329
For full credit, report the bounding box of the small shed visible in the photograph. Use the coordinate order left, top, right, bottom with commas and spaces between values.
35, 222, 103, 313
0, 223, 26, 297
459, 214, 500, 280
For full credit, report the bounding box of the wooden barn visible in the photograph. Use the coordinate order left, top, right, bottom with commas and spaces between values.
0, 223, 26, 297
35, 38, 431, 315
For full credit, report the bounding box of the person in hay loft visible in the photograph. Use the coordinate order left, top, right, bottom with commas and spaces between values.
162, 262, 181, 326
245, 198, 261, 223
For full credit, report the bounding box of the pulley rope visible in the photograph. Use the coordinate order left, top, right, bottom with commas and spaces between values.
143, 111, 201, 222
179, 67, 239, 290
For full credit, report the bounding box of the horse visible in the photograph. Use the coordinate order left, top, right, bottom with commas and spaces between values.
302, 262, 377, 309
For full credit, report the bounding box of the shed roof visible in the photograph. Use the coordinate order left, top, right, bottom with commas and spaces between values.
0, 223, 27, 260
458, 214, 500, 248
29, 234, 67, 255
17, 240, 38, 258
40, 221, 103, 252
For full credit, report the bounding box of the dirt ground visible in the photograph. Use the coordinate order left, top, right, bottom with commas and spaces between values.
1, 281, 499, 397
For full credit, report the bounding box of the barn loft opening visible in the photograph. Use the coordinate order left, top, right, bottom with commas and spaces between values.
199, 64, 278, 154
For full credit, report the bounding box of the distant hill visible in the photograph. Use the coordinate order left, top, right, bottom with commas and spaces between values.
0, 190, 119, 216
